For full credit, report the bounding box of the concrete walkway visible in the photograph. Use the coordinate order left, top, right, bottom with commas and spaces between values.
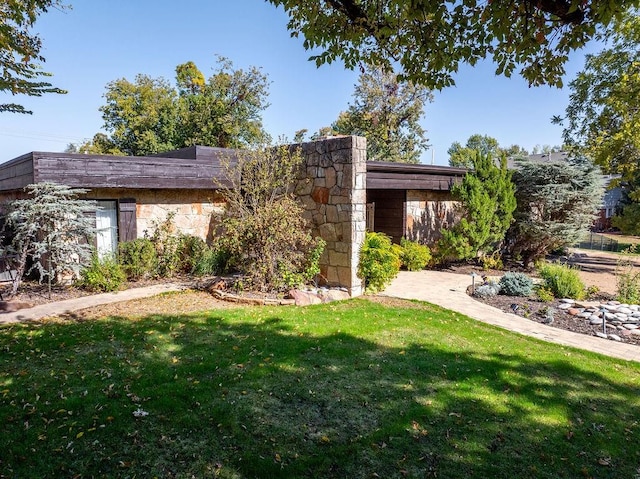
3, 272, 639, 363
0, 283, 187, 325
382, 270, 640, 364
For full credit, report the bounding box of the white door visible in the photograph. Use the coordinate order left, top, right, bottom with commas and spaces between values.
96, 200, 118, 260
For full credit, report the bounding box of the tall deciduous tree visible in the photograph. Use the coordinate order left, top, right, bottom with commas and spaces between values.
268, 0, 635, 89
174, 57, 270, 149
506, 160, 603, 267
100, 75, 178, 156
556, 11, 640, 218
0, 0, 67, 114
448, 134, 501, 168
73, 58, 270, 156
331, 67, 431, 163
438, 153, 516, 262
448, 134, 529, 167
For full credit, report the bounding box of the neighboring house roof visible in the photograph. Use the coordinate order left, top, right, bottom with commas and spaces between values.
0, 149, 468, 193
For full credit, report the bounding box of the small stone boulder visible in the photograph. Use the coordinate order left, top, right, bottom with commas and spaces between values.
288, 289, 323, 306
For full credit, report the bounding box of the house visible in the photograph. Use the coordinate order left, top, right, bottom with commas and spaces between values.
0, 136, 465, 295
366, 161, 465, 244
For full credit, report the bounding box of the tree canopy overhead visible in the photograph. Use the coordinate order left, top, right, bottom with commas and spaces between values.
557, 11, 640, 200
268, 0, 636, 89
0, 0, 67, 114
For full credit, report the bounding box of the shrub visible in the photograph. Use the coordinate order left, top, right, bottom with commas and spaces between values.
535, 285, 555, 303
278, 237, 326, 288
499, 272, 534, 296
192, 246, 228, 276
358, 232, 400, 293
216, 144, 320, 291
480, 253, 503, 271
118, 238, 157, 280
177, 235, 208, 274
473, 281, 501, 299
78, 254, 126, 292
538, 262, 586, 300
616, 245, 640, 304
149, 212, 182, 278
398, 238, 431, 271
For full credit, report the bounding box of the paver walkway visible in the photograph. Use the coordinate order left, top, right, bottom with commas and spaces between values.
382, 270, 640, 363
2, 272, 639, 363
0, 283, 187, 325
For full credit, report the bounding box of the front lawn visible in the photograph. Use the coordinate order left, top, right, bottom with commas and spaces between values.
1, 297, 640, 478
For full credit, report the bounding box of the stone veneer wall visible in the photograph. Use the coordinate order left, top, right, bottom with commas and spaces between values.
405, 190, 458, 245
85, 188, 226, 242
295, 136, 367, 296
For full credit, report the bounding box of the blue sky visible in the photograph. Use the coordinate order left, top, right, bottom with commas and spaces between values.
0, 0, 599, 165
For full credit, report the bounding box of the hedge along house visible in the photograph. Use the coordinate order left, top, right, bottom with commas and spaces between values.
0, 136, 465, 295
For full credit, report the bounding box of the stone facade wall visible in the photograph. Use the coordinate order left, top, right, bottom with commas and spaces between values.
405, 190, 458, 245
85, 188, 226, 242
295, 136, 367, 296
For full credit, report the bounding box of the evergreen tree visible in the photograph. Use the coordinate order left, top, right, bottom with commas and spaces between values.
506, 160, 603, 267
1, 183, 96, 296
438, 153, 516, 261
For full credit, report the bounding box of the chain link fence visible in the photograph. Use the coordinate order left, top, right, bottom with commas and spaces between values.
575, 233, 633, 253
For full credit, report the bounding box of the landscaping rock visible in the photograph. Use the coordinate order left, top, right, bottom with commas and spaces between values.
318, 290, 350, 302
567, 308, 582, 316
609, 334, 622, 342
288, 290, 323, 306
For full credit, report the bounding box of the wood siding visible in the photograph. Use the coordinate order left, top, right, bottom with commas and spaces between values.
118, 198, 137, 242
366, 161, 466, 191
0, 153, 35, 191
31, 152, 233, 190
0, 147, 239, 192
367, 189, 405, 243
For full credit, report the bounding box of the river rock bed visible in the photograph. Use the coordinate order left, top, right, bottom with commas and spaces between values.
558, 299, 640, 342
474, 293, 640, 347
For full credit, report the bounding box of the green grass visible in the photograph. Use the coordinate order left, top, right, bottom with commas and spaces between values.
2, 298, 640, 478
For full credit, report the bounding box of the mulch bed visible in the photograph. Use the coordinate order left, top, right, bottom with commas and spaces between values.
442, 263, 640, 348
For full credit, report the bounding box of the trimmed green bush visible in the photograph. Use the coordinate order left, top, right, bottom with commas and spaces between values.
118, 238, 157, 280
358, 232, 400, 293
399, 238, 431, 271
78, 254, 126, 292
538, 262, 586, 300
499, 272, 534, 296
535, 285, 555, 303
